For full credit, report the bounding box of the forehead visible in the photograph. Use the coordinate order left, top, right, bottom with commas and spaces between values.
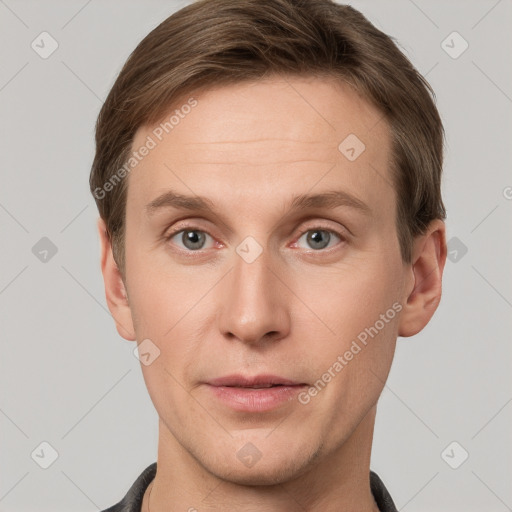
127, 75, 393, 215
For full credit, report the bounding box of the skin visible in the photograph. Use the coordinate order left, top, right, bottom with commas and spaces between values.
98, 75, 446, 511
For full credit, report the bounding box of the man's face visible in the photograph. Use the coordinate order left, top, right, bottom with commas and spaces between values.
122, 76, 410, 484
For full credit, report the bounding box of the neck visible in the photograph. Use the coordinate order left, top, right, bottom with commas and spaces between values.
143, 406, 380, 512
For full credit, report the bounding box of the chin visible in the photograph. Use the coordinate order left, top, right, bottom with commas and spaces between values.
213, 462, 302, 487
201, 442, 322, 487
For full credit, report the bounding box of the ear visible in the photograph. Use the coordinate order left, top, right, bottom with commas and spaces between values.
97, 217, 136, 341
398, 219, 447, 337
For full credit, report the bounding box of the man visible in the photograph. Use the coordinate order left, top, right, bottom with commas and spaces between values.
91, 0, 447, 510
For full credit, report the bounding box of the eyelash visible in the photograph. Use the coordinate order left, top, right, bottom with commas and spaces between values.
163, 223, 347, 254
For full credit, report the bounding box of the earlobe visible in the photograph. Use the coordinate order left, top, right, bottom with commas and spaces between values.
398, 219, 447, 338
97, 217, 136, 341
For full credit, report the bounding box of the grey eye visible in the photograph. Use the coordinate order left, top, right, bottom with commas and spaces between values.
297, 229, 340, 250
171, 230, 213, 251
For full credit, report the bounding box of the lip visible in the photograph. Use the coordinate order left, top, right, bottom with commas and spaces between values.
208, 374, 304, 387
205, 374, 308, 413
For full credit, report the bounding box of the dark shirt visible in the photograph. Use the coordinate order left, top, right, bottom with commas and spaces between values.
101, 462, 398, 512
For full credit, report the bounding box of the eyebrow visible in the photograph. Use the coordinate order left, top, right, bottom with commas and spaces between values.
145, 189, 372, 217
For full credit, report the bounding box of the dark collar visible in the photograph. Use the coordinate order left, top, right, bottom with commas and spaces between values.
101, 462, 398, 512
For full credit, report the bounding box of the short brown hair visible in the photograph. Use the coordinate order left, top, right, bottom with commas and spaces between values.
90, 0, 446, 277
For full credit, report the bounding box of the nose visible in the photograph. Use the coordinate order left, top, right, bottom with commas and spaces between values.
217, 245, 291, 346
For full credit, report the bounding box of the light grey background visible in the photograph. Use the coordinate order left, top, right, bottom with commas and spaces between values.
1, 1, 511, 510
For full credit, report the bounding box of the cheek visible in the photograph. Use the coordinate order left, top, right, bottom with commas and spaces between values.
125, 240, 196, 335
126, 254, 214, 375
311, 262, 401, 335
305, 279, 399, 430
298, 257, 402, 393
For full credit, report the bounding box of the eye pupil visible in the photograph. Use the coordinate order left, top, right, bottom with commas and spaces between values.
182, 230, 205, 250
307, 230, 330, 250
